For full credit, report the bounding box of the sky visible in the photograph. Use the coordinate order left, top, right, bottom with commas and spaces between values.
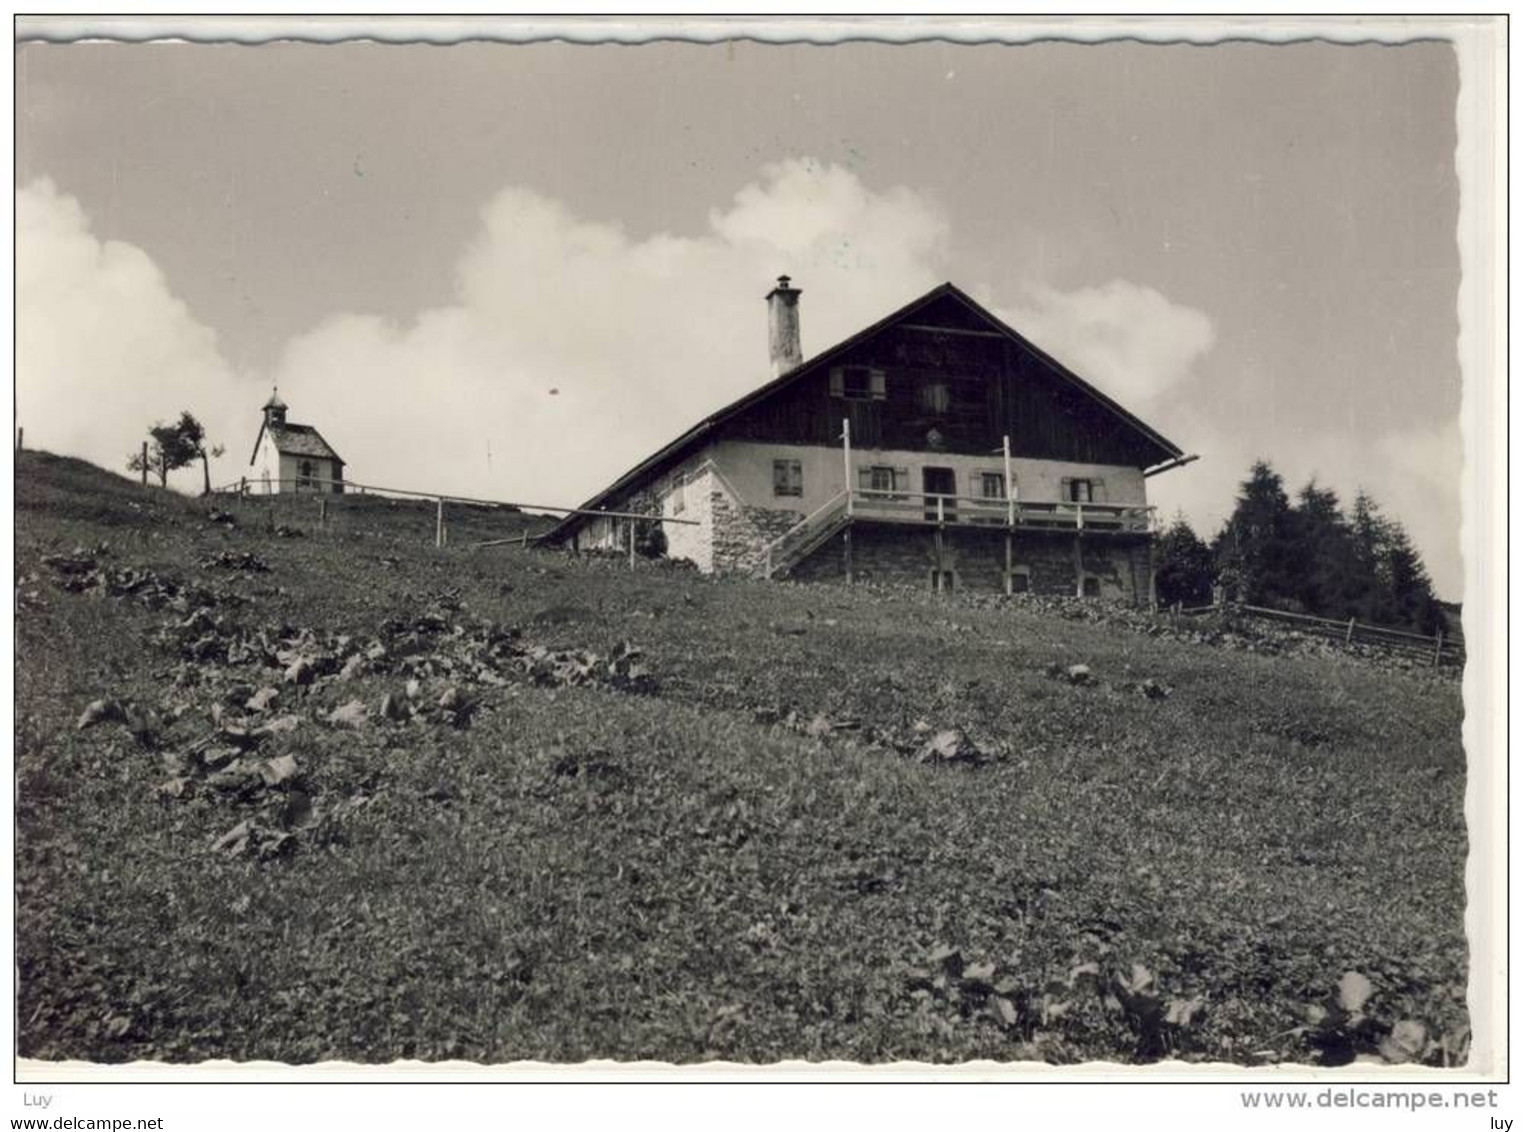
14, 35, 1465, 596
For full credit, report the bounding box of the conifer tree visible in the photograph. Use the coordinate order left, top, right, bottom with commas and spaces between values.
1291, 479, 1359, 616
1155, 513, 1215, 607
1213, 460, 1297, 607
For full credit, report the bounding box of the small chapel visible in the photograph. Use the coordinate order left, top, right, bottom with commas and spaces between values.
247, 390, 347, 494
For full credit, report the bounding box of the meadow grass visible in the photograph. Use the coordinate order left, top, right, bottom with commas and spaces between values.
14, 450, 1468, 1065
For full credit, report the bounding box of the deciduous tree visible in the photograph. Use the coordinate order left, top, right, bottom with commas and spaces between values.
126, 411, 224, 493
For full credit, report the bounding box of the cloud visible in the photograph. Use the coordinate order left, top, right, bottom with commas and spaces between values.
1374, 418, 1463, 501
710, 158, 949, 270
997, 280, 1216, 406
17, 178, 248, 489
26, 164, 1456, 597
272, 159, 951, 504
19, 162, 1221, 546
1372, 418, 1463, 597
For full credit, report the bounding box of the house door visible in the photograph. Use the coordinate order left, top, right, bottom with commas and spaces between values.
923, 466, 956, 523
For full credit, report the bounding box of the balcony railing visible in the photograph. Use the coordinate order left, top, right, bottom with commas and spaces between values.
853, 488, 1155, 534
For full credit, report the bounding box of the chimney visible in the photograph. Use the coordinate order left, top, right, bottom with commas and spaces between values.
765, 275, 802, 377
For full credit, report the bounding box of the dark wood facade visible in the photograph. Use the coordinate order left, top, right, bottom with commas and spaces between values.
717, 293, 1167, 468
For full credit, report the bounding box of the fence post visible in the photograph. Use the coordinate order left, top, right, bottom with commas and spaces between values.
435, 497, 444, 549
1433, 628, 1443, 667
141, 441, 149, 485
842, 418, 853, 518
1345, 617, 1356, 645
318, 497, 327, 533
628, 525, 636, 570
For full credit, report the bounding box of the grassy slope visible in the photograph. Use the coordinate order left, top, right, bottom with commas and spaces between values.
14, 451, 1468, 1065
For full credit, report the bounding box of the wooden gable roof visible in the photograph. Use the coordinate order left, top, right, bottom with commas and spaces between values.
249, 421, 345, 466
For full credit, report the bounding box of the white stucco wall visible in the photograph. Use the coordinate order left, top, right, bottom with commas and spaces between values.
709, 440, 1147, 515
572, 440, 1148, 575
249, 434, 342, 494
659, 461, 716, 572
280, 453, 343, 493
578, 451, 718, 570
252, 433, 279, 492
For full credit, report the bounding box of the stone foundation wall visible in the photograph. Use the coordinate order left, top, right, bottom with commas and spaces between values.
712, 490, 805, 574
790, 522, 1154, 606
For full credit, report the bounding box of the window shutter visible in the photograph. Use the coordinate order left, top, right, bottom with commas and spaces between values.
869, 369, 887, 400
1061, 476, 1073, 501
829, 368, 844, 397
1093, 479, 1107, 502
894, 467, 909, 495
857, 467, 874, 491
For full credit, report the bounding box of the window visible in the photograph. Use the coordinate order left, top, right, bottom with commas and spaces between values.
980, 472, 1006, 500
773, 459, 803, 497
930, 569, 957, 593
669, 473, 686, 515
1067, 478, 1094, 503
829, 366, 887, 401
1081, 575, 1102, 598
917, 381, 951, 414
299, 460, 315, 490
858, 465, 908, 501
1007, 567, 1032, 595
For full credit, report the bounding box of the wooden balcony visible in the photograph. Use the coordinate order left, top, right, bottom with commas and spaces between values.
852, 489, 1155, 534
758, 487, 1154, 579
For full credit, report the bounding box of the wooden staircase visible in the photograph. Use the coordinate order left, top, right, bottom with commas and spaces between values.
757, 492, 851, 579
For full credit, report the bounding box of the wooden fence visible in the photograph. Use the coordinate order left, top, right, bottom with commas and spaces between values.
210, 475, 696, 563
1171, 600, 1463, 667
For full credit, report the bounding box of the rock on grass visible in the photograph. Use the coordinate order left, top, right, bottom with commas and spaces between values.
246, 687, 280, 712
76, 698, 127, 730
326, 700, 370, 729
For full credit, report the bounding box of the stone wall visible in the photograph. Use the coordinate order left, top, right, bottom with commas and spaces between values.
790, 521, 1154, 606
711, 490, 805, 574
